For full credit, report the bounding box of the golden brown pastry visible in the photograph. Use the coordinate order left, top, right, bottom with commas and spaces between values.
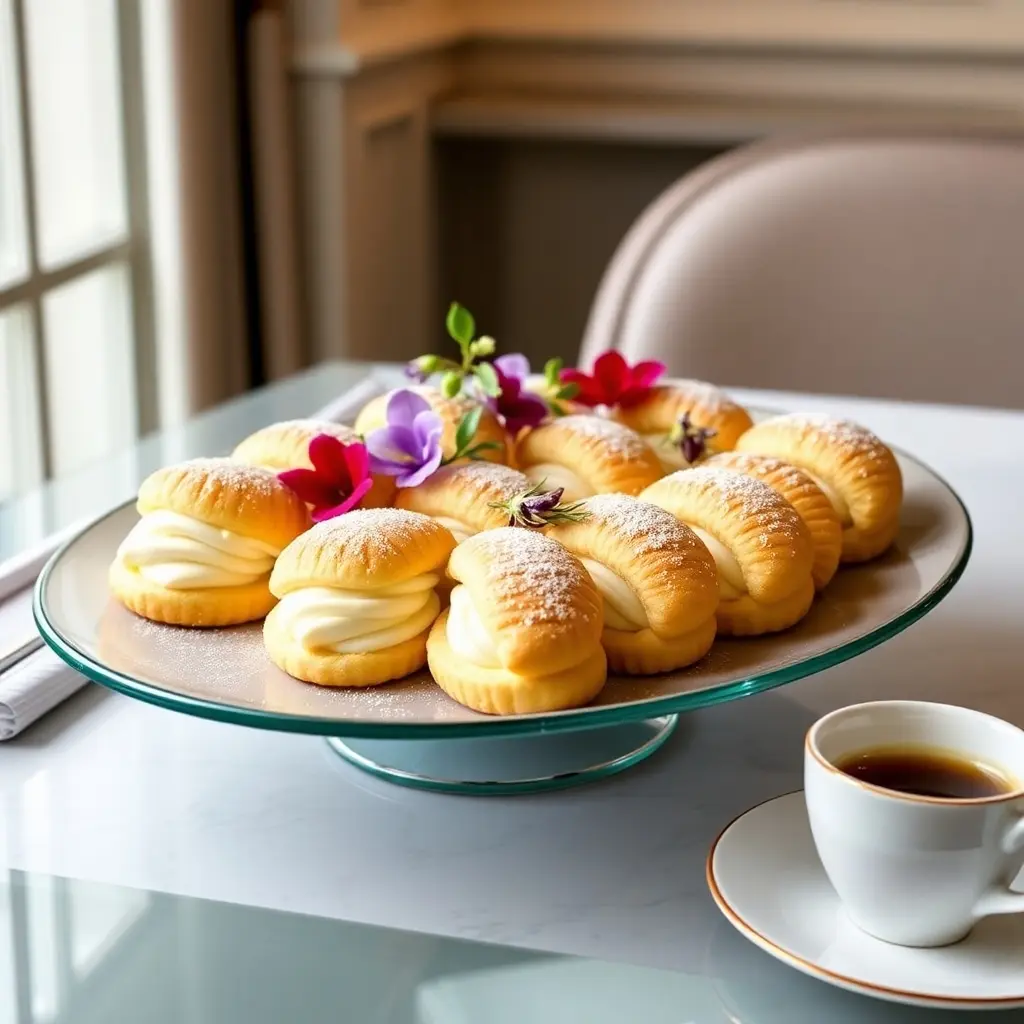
736, 413, 903, 563
639, 467, 815, 636
231, 419, 395, 508
705, 452, 842, 590
353, 386, 508, 465
616, 381, 754, 471
543, 494, 719, 674
110, 459, 310, 626
514, 415, 662, 502
264, 508, 454, 687
426, 528, 606, 714
394, 461, 532, 543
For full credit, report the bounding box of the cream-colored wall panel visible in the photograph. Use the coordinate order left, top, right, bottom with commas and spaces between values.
457, 40, 1024, 114
464, 0, 1024, 54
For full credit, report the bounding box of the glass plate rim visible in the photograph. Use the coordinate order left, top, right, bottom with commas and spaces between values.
33, 448, 973, 739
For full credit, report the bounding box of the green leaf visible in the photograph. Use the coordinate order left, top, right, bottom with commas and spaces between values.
555, 382, 579, 400
464, 441, 501, 460
454, 405, 483, 454
543, 357, 563, 386
441, 370, 463, 398
446, 302, 475, 347
473, 361, 501, 397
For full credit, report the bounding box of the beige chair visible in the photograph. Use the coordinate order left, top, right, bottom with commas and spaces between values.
580, 135, 1024, 408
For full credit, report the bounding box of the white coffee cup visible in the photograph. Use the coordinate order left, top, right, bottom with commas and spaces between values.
804, 700, 1024, 947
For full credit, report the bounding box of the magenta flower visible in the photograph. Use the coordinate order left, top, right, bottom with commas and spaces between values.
363, 390, 444, 488
486, 353, 548, 436
278, 434, 373, 522
560, 351, 666, 409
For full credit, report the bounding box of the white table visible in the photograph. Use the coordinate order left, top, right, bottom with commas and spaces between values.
0, 365, 1016, 1000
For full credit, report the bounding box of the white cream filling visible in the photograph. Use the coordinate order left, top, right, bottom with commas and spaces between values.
274, 574, 441, 654
117, 510, 280, 590
579, 557, 648, 632
690, 526, 746, 600
523, 463, 592, 503
433, 516, 475, 544
446, 584, 502, 668
804, 469, 852, 526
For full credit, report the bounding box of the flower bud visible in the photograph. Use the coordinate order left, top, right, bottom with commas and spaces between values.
470, 336, 496, 358
441, 371, 463, 398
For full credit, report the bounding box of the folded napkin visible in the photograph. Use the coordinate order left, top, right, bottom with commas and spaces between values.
1, 646, 86, 740
0, 520, 92, 740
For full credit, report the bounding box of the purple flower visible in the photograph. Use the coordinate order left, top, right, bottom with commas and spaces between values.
364, 390, 444, 488
488, 480, 590, 528
669, 412, 717, 464
404, 362, 428, 383
486, 353, 548, 436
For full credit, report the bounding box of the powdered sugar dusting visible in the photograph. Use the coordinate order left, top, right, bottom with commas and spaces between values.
776, 413, 883, 450
438, 461, 528, 501
470, 527, 587, 626
582, 493, 695, 558
710, 453, 812, 495
556, 415, 650, 458
303, 507, 429, 560
263, 418, 357, 437
681, 466, 803, 545
665, 379, 738, 415
178, 458, 288, 510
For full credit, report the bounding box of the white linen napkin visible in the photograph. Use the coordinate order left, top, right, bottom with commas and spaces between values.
0, 373, 389, 740
0, 520, 92, 740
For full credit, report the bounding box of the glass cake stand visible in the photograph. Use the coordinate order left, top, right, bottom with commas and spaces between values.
34, 449, 970, 795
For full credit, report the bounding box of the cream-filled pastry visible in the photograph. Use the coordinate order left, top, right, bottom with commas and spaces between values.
514, 415, 662, 501
736, 413, 903, 563
110, 459, 310, 626
394, 462, 532, 543
543, 494, 719, 674
427, 528, 606, 714
354, 386, 509, 466
705, 452, 842, 590
616, 381, 754, 471
264, 508, 454, 687
639, 467, 815, 637
231, 419, 395, 508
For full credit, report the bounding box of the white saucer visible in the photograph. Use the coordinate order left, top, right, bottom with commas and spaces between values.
707, 791, 1024, 1011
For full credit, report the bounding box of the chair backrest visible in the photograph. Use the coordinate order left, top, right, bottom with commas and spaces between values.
580, 135, 1024, 408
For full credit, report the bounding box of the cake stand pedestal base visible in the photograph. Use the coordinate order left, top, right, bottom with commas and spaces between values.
325, 715, 678, 795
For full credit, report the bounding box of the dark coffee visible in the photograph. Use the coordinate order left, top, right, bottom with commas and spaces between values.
834, 745, 1016, 799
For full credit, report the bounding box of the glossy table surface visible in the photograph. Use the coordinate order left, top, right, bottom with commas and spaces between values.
2, 362, 1022, 1021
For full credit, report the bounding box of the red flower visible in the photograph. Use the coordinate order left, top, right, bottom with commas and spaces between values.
278, 434, 373, 522
559, 351, 666, 409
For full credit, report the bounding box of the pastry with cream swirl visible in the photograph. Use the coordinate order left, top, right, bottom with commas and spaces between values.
394, 462, 532, 543
543, 494, 719, 675
639, 467, 815, 637
264, 508, 454, 687
736, 413, 903, 563
109, 459, 310, 626
616, 381, 753, 472
232, 419, 395, 508
427, 528, 606, 715
704, 452, 842, 590
514, 415, 662, 502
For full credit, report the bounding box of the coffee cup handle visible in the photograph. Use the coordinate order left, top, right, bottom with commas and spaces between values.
972, 815, 1024, 919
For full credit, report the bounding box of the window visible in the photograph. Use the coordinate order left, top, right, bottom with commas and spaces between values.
0, 0, 154, 501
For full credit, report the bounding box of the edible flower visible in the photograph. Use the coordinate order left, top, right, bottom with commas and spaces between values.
277, 434, 373, 522
489, 480, 591, 529
668, 412, 716, 464
559, 351, 666, 409
364, 390, 444, 488
486, 353, 548, 435
403, 302, 502, 400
